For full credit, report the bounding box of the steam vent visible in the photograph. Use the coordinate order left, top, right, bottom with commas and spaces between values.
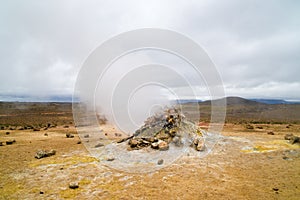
118, 107, 206, 152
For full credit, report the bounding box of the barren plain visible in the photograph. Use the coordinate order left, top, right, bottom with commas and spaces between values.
0, 99, 300, 199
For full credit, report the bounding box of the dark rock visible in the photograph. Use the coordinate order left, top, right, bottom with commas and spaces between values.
69, 182, 79, 189
95, 143, 104, 148
77, 141, 82, 144
6, 140, 15, 145
0, 142, 3, 146
128, 139, 139, 148
267, 131, 275, 135
35, 149, 56, 159
117, 135, 133, 143
282, 156, 291, 160
151, 142, 159, 149
284, 134, 294, 140
6, 132, 10, 135
290, 135, 300, 144
284, 134, 300, 144
44, 133, 48, 136
66, 133, 74, 138
63, 125, 69, 128
157, 159, 164, 165
245, 124, 254, 129
106, 156, 115, 161
39, 191, 44, 194
272, 187, 279, 192
33, 128, 40, 131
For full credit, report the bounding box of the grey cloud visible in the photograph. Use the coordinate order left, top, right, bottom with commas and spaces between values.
0, 0, 299, 100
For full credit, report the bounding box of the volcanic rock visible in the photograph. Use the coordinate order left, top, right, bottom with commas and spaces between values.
157, 159, 164, 165
35, 149, 56, 159
66, 133, 74, 138
69, 182, 79, 189
158, 140, 169, 151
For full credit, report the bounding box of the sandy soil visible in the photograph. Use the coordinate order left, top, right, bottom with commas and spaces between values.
1, 123, 299, 200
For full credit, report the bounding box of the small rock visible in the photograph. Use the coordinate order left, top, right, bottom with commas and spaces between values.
282, 156, 291, 160
39, 191, 44, 194
106, 156, 115, 161
66, 133, 74, 138
158, 140, 169, 151
95, 143, 104, 148
6, 140, 15, 145
44, 133, 48, 136
69, 182, 79, 189
284, 134, 300, 144
157, 159, 164, 165
151, 142, 159, 149
35, 149, 56, 159
33, 128, 40, 131
267, 132, 274, 135
245, 124, 254, 129
284, 133, 294, 140
128, 139, 139, 148
63, 125, 69, 128
173, 136, 183, 147
290, 135, 300, 144
0, 142, 3, 146
6, 132, 10, 135
196, 140, 205, 151
272, 187, 279, 192
84, 134, 89, 138
77, 141, 82, 144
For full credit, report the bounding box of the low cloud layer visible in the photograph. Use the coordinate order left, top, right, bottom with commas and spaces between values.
0, 0, 299, 100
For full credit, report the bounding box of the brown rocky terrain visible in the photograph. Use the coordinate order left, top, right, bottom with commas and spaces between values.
0, 99, 300, 199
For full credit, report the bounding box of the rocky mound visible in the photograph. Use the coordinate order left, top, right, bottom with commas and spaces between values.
118, 107, 206, 152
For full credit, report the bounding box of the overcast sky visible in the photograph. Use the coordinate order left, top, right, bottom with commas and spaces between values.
0, 0, 299, 101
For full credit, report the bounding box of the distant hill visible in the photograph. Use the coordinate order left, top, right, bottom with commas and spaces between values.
199, 96, 264, 106
179, 96, 300, 123
250, 99, 300, 104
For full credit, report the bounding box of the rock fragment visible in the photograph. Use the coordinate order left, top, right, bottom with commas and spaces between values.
6, 140, 16, 145
192, 138, 205, 151
157, 159, 164, 165
66, 133, 74, 138
95, 143, 104, 148
158, 140, 169, 151
35, 149, 56, 159
284, 134, 300, 144
69, 182, 79, 189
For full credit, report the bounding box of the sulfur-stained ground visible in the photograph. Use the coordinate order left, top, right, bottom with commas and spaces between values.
0, 123, 299, 200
